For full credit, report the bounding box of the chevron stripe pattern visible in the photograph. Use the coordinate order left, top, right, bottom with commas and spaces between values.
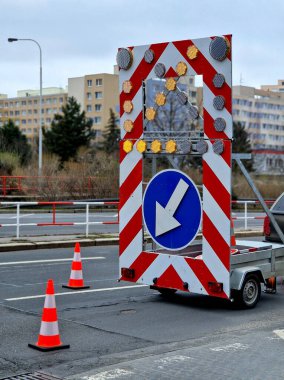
119, 35, 232, 299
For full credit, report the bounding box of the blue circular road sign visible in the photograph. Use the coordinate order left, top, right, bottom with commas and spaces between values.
143, 169, 202, 250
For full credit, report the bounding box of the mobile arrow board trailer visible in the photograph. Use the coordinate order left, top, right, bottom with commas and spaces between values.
117, 35, 284, 308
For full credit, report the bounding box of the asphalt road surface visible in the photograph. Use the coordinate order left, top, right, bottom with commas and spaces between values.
0, 211, 264, 238
0, 244, 284, 379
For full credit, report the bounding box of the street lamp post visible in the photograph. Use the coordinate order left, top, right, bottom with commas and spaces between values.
8, 38, 43, 175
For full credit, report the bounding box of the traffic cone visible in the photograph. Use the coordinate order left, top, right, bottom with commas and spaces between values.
231, 218, 236, 247
62, 242, 90, 289
28, 279, 70, 351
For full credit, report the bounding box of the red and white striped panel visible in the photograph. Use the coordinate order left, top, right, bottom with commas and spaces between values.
119, 35, 232, 299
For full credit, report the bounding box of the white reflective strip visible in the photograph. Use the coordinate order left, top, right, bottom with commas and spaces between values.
203, 144, 231, 193
70, 270, 83, 280
120, 88, 143, 139
202, 237, 230, 297
193, 37, 232, 86
119, 44, 151, 87
173, 257, 208, 295
73, 252, 82, 262
137, 254, 170, 284
146, 42, 197, 80
203, 187, 230, 246
39, 321, 59, 336
203, 83, 232, 139
44, 294, 56, 309
119, 184, 142, 232
119, 230, 143, 268
120, 148, 142, 186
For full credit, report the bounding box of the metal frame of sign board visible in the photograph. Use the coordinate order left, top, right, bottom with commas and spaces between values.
118, 35, 232, 298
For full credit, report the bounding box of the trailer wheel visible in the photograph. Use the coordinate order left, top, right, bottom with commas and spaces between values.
234, 274, 261, 309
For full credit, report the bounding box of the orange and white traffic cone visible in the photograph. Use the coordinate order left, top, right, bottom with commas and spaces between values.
231, 218, 236, 247
28, 279, 70, 351
62, 242, 90, 290
230, 219, 238, 255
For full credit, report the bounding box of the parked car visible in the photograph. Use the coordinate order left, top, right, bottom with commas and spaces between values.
264, 192, 284, 242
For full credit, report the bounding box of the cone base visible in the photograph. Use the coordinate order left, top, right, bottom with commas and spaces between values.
62, 284, 90, 290
28, 342, 70, 352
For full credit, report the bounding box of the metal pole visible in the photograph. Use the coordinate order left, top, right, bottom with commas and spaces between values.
86, 204, 89, 237
39, 44, 43, 175
16, 203, 20, 239
8, 38, 43, 175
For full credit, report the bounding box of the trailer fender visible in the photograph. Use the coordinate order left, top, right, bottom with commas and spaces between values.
230, 267, 265, 291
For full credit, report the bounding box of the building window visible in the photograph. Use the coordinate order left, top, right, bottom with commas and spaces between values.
22, 101, 26, 106
15, 111, 20, 116
87, 92, 92, 101
22, 110, 26, 116
94, 116, 101, 124
59, 97, 64, 103
22, 119, 26, 124
34, 119, 37, 123
33, 128, 37, 133
95, 104, 102, 111
95, 92, 103, 99
96, 78, 103, 86
34, 100, 38, 105
9, 111, 14, 116
28, 119, 32, 124
28, 109, 32, 115
87, 79, 92, 87
87, 105, 92, 112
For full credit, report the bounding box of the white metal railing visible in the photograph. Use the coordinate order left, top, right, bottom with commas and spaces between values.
0, 199, 274, 239
231, 200, 274, 230
0, 201, 119, 239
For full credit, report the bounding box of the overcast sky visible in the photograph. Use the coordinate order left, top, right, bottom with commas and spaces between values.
1, 0, 284, 97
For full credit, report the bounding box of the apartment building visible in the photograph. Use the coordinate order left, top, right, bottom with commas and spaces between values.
233, 84, 284, 173
68, 73, 119, 138
0, 88, 67, 144
261, 79, 284, 93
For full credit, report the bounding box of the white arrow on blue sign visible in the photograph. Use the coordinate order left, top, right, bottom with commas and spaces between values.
143, 169, 202, 250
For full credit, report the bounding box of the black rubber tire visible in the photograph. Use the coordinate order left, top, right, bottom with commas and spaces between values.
233, 274, 261, 309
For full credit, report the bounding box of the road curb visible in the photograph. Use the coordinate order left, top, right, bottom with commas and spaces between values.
0, 231, 263, 252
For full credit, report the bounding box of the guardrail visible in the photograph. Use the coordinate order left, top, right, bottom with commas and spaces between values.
0, 199, 275, 238
231, 200, 274, 230
0, 201, 119, 238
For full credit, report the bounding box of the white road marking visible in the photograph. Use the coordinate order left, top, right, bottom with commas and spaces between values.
20, 277, 117, 286
155, 355, 192, 369
0, 257, 104, 266
210, 343, 249, 352
0, 282, 21, 287
273, 329, 284, 339
5, 284, 147, 301
82, 368, 134, 380
9, 214, 34, 219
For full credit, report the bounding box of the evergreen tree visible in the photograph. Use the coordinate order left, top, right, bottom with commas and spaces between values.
43, 97, 93, 166
233, 122, 254, 172
101, 109, 120, 154
0, 119, 32, 165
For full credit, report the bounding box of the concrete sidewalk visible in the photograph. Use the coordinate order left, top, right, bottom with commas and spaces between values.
0, 230, 263, 251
